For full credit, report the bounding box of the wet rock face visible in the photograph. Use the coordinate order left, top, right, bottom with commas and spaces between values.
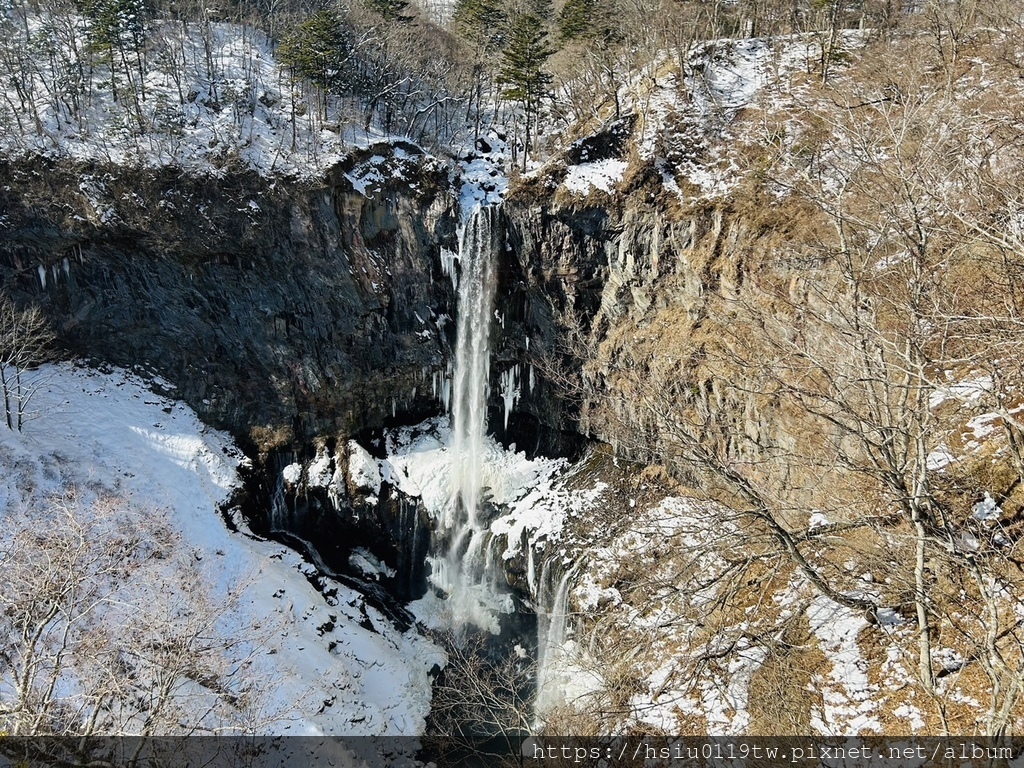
0, 147, 654, 460
489, 199, 612, 457
496, 181, 730, 457
0, 149, 458, 446
0, 147, 628, 460
248, 439, 434, 607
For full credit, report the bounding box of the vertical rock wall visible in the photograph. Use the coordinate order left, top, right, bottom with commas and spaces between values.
0, 148, 459, 447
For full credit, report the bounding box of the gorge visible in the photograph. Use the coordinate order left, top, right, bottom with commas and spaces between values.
4, 8, 1024, 752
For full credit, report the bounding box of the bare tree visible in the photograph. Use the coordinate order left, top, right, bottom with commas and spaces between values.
528, 30, 1024, 734
0, 487, 269, 752
0, 296, 55, 432
424, 629, 534, 767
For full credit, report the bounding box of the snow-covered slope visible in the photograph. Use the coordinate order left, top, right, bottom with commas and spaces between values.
0, 19, 379, 177
552, 32, 871, 202
0, 362, 442, 738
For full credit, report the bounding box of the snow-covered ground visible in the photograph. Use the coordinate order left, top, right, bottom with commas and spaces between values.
0, 362, 442, 740
563, 159, 628, 196
0, 11, 508, 183
0, 18, 389, 177
457, 130, 510, 212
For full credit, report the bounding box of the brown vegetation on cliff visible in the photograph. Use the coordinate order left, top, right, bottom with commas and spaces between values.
517, 7, 1024, 736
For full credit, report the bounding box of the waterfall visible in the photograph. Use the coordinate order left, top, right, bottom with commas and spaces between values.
535, 559, 577, 719
431, 203, 507, 631
269, 483, 287, 532
268, 472, 288, 533
449, 204, 500, 528
425, 200, 581, 722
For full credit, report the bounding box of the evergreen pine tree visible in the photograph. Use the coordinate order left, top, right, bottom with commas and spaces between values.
556, 0, 618, 45
80, 0, 148, 122
556, 0, 591, 42
81, 0, 146, 59
452, 0, 506, 52
497, 12, 553, 167
277, 10, 360, 94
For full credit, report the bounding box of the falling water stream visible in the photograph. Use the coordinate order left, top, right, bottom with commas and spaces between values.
447, 204, 499, 542
427, 203, 512, 633
535, 560, 576, 717
430, 201, 572, 722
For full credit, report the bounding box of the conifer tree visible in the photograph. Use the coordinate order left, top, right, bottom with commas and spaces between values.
451, 0, 507, 141
556, 0, 617, 45
452, 0, 506, 52
497, 11, 553, 167
556, 0, 591, 42
80, 0, 146, 57
277, 10, 359, 94
80, 0, 148, 124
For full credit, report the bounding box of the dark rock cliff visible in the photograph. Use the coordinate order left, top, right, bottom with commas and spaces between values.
488, 199, 611, 457
0, 145, 663, 457
0, 140, 744, 619
499, 174, 746, 464
0, 147, 458, 448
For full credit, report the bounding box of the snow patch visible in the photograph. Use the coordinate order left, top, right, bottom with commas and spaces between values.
929, 374, 993, 409
458, 131, 508, 213
563, 159, 628, 196
926, 446, 956, 471
807, 596, 880, 735
282, 462, 303, 485
307, 446, 333, 489
348, 440, 382, 495
973, 492, 1002, 522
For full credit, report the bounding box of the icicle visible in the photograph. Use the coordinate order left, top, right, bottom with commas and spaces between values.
408, 499, 420, 598
37, 265, 46, 290
62, 258, 70, 278
525, 336, 530, 351
391, 398, 396, 418
526, 544, 536, 598
529, 364, 535, 394
440, 247, 459, 289
498, 364, 521, 430
441, 359, 453, 413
